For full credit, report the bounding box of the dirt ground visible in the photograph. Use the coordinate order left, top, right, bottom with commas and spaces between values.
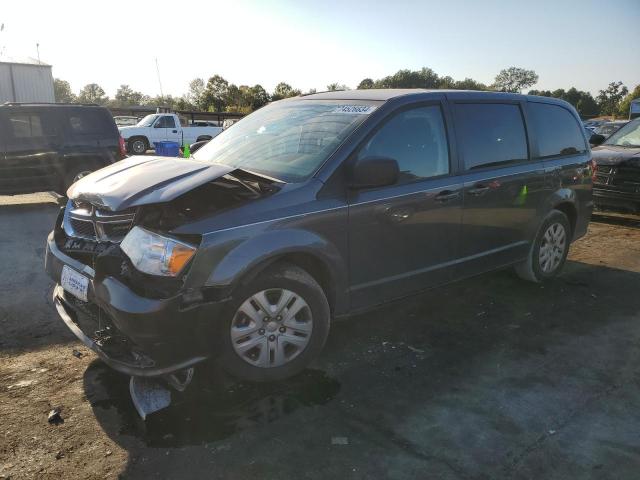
1, 194, 639, 479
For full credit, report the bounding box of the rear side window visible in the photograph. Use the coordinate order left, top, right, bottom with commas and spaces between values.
454, 103, 528, 170
8, 112, 56, 138
528, 103, 586, 157
359, 105, 450, 183
67, 110, 112, 135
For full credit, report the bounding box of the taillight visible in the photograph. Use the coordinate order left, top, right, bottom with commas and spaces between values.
591, 158, 597, 182
119, 137, 127, 158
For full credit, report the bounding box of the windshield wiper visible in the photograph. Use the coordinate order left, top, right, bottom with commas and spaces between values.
229, 167, 285, 184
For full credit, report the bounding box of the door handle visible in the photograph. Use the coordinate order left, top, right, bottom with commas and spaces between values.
434, 190, 460, 203
467, 185, 490, 196
172, 130, 178, 133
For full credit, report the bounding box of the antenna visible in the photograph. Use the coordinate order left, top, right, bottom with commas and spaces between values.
36, 42, 40, 64
155, 57, 164, 103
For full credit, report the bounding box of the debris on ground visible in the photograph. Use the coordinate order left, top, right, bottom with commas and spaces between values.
47, 406, 63, 425
55, 451, 65, 460
72, 349, 83, 359
331, 437, 349, 445
104, 450, 112, 457
129, 377, 171, 420
7, 379, 36, 390
407, 346, 425, 354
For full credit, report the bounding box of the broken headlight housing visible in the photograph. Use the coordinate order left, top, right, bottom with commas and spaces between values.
120, 226, 196, 277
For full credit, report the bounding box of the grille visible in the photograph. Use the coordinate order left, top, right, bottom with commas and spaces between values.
616, 166, 640, 185
596, 165, 614, 174
69, 218, 97, 238
64, 201, 136, 243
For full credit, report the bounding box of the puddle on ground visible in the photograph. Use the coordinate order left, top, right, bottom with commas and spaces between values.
85, 362, 340, 447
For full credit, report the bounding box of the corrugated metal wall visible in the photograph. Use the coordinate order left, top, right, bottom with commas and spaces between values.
0, 63, 55, 103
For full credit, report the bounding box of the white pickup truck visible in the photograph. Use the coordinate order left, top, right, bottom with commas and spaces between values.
119, 113, 222, 154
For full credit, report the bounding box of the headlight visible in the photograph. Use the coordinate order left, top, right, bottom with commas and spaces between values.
120, 226, 196, 277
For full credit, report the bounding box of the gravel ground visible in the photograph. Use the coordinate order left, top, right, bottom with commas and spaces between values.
1, 195, 639, 480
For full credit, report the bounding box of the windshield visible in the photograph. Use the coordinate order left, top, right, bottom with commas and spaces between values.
604, 118, 640, 147
191, 100, 379, 182
136, 114, 159, 127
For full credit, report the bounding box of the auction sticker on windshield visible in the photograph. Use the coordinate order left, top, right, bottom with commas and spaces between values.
331, 105, 377, 114
61, 265, 89, 302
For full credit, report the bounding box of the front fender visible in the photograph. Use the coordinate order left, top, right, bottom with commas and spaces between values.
202, 228, 349, 313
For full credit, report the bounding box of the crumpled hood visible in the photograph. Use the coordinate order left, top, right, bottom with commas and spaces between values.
592, 145, 640, 167
67, 156, 235, 211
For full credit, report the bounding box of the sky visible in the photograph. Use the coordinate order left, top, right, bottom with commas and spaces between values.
1, 0, 638, 99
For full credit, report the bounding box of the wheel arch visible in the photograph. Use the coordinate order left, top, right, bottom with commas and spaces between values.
204, 229, 349, 316
553, 201, 577, 237
544, 188, 579, 238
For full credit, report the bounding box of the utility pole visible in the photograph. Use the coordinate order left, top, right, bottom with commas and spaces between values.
0, 23, 5, 58
155, 57, 164, 105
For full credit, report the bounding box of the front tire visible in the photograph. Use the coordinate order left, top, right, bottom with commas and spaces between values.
220, 262, 330, 382
128, 137, 148, 155
515, 210, 571, 283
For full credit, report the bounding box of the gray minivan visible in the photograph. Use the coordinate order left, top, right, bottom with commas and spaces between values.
45, 90, 593, 383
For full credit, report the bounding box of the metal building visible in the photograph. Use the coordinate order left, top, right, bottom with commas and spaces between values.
0, 57, 55, 103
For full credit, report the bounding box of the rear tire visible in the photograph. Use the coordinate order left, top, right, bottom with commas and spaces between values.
515, 210, 571, 283
220, 262, 330, 382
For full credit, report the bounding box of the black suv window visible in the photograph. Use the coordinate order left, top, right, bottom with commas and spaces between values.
156, 116, 176, 128
454, 103, 528, 170
529, 102, 586, 157
8, 112, 56, 139
68, 110, 111, 135
359, 105, 449, 183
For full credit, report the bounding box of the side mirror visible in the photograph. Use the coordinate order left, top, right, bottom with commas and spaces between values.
589, 134, 606, 146
348, 156, 399, 189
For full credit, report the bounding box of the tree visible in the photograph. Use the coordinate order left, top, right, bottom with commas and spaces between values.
53, 78, 75, 103
327, 83, 349, 91
248, 84, 270, 110
186, 78, 205, 110
597, 81, 628, 117
271, 82, 301, 101
575, 94, 599, 117
77, 83, 108, 104
357, 78, 374, 89
493, 67, 538, 93
618, 84, 640, 118
453, 78, 488, 90
201, 75, 230, 112
374, 68, 440, 89
113, 84, 147, 106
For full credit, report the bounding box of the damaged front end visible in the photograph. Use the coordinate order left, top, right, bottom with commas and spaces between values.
46, 165, 279, 380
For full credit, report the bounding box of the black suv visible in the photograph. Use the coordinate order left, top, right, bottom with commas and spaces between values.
0, 103, 125, 195
45, 90, 593, 383
591, 117, 640, 212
